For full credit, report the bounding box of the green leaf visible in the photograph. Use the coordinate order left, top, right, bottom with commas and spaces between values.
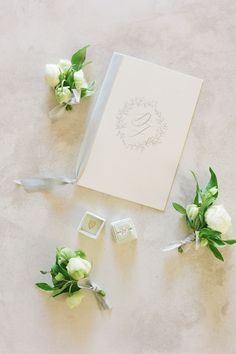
81, 88, 94, 98
211, 238, 226, 247
50, 264, 60, 276
186, 215, 193, 228
223, 239, 236, 245
75, 249, 87, 259
65, 70, 75, 89
35, 283, 53, 291
81, 81, 95, 98
199, 228, 221, 238
52, 283, 70, 297
71, 45, 89, 70
57, 263, 70, 280
193, 216, 201, 231
191, 171, 202, 205
172, 202, 186, 214
68, 282, 74, 295
202, 195, 216, 209
197, 211, 206, 228
208, 243, 224, 261
69, 282, 80, 294
206, 167, 218, 197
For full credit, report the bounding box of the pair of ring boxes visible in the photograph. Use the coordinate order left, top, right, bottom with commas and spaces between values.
77, 212, 137, 243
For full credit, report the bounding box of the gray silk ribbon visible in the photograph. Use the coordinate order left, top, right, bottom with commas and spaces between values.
162, 233, 196, 252
77, 278, 111, 311
14, 178, 76, 192
15, 53, 123, 193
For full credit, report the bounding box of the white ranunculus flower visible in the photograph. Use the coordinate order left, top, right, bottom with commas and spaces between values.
55, 86, 72, 104
66, 256, 91, 281
74, 70, 88, 90
205, 204, 231, 234
45, 64, 60, 87
58, 59, 71, 73
66, 291, 84, 309
186, 204, 199, 221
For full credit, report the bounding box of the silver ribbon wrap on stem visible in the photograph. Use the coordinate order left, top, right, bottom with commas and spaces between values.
162, 233, 196, 252
77, 278, 111, 311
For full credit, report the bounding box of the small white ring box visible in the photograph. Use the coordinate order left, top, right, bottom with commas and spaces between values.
77, 212, 106, 239
111, 218, 137, 243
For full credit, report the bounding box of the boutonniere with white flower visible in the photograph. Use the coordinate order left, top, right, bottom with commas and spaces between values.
36, 247, 111, 310
163, 168, 236, 261
45, 45, 95, 120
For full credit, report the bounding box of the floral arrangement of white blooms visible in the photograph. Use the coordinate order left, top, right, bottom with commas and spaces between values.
45, 45, 95, 119
36, 247, 110, 310
163, 168, 236, 261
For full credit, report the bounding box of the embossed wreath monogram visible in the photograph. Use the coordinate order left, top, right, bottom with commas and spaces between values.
116, 97, 167, 151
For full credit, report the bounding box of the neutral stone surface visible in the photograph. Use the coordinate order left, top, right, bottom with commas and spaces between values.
1, 1, 236, 353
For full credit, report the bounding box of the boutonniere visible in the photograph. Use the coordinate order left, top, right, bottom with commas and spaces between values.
45, 45, 95, 120
163, 168, 235, 261
36, 247, 111, 310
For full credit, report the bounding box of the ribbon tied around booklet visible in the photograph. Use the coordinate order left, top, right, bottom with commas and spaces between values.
15, 52, 203, 211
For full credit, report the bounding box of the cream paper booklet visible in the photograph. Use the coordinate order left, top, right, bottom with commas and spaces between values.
77, 52, 203, 210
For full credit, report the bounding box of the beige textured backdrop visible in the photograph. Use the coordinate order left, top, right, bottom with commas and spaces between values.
1, 1, 236, 353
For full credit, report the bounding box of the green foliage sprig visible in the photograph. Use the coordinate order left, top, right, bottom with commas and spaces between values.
36, 247, 109, 309
45, 46, 95, 112
170, 168, 235, 261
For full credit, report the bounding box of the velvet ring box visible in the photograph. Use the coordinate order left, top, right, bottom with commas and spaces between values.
77, 212, 105, 239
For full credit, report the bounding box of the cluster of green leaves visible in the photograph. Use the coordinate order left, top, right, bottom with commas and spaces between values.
199, 228, 236, 261
36, 248, 86, 297
173, 168, 218, 230
57, 45, 95, 109
172, 167, 236, 261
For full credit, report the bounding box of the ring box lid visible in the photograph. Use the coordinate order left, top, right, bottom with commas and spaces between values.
111, 217, 137, 243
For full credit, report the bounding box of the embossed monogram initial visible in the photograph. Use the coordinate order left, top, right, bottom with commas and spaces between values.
129, 112, 152, 137
116, 97, 167, 151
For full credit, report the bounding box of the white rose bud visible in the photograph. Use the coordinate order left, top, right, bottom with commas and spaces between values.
55, 86, 72, 104
205, 204, 231, 234
58, 59, 71, 73
45, 64, 60, 87
66, 256, 91, 281
66, 291, 84, 309
74, 70, 88, 90
186, 204, 199, 221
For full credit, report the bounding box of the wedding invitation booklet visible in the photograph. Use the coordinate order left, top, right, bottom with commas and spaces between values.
77, 52, 203, 210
